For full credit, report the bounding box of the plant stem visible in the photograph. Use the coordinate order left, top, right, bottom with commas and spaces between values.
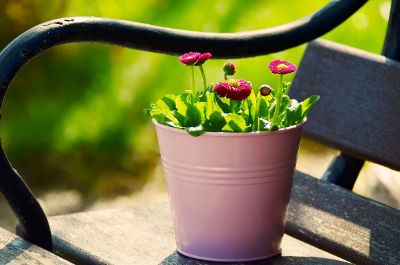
199, 65, 207, 91
224, 74, 227, 80
191, 65, 196, 94
272, 74, 283, 124
191, 65, 196, 104
254, 96, 261, 131
285, 82, 292, 95
248, 99, 257, 131
211, 93, 215, 113
230, 100, 240, 114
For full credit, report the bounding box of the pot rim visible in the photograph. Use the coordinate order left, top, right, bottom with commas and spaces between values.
152, 118, 306, 138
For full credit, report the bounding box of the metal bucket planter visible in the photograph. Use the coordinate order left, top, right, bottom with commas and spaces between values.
153, 120, 305, 262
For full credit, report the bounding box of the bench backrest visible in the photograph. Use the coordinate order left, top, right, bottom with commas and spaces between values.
290, 39, 400, 171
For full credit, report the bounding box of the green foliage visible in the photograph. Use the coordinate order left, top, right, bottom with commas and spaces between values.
300, 95, 320, 121
205, 111, 226, 132
148, 88, 319, 136
223, 113, 248, 132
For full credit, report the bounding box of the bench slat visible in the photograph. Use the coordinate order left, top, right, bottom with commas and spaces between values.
0, 227, 71, 264
290, 39, 400, 170
48, 171, 400, 264
286, 171, 400, 265
49, 201, 346, 265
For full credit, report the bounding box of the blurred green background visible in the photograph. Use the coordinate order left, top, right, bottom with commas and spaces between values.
0, 0, 391, 200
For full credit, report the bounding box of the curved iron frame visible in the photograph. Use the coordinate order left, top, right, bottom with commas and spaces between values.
0, 0, 371, 251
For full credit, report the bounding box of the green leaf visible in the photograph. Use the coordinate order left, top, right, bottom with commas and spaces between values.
245, 90, 257, 124
268, 95, 290, 121
161, 95, 176, 110
259, 97, 269, 118
150, 100, 180, 126
214, 93, 231, 113
150, 112, 167, 124
230, 100, 242, 113
269, 101, 276, 119
165, 121, 183, 128
259, 118, 279, 132
206, 84, 214, 93
204, 111, 226, 132
279, 95, 291, 112
172, 110, 185, 125
185, 124, 204, 137
144, 108, 151, 116
275, 111, 286, 126
195, 102, 206, 122
253, 96, 270, 131
300, 95, 320, 121
285, 99, 301, 126
193, 91, 202, 104
283, 81, 292, 94
198, 85, 213, 102
175, 93, 190, 116
155, 99, 179, 123
223, 113, 247, 132
243, 99, 253, 125
205, 92, 223, 118
205, 93, 214, 119
184, 104, 202, 127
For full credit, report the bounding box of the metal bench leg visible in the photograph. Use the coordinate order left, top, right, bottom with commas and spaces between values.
322, 154, 364, 190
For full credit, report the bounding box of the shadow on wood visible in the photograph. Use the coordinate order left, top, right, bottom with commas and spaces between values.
0, 238, 29, 264
161, 251, 352, 265
0, 228, 70, 264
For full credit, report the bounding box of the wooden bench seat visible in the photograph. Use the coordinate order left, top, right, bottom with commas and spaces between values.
0, 227, 71, 264
48, 180, 347, 265
47, 172, 400, 265
287, 171, 400, 265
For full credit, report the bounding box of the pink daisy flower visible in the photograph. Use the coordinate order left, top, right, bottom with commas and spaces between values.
214, 79, 252, 101
179, 52, 201, 65
194, 52, 212, 65
268, 60, 297, 74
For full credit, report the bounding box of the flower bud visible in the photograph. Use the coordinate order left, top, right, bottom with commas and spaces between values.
223, 62, 236, 76
259, 84, 272, 96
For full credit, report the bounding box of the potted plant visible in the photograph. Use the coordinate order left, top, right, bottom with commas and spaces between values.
147, 52, 319, 262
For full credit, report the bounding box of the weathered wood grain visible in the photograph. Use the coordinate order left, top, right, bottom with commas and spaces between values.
49, 202, 346, 265
0, 227, 71, 264
290, 39, 400, 171
286, 171, 400, 265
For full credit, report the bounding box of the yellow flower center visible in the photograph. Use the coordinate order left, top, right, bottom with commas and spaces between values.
277, 63, 288, 69
227, 79, 240, 87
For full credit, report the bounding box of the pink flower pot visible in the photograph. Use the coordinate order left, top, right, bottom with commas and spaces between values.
153, 120, 305, 262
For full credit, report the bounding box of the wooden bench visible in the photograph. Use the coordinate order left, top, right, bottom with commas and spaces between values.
0, 227, 71, 264
48, 202, 348, 265
44, 39, 400, 265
